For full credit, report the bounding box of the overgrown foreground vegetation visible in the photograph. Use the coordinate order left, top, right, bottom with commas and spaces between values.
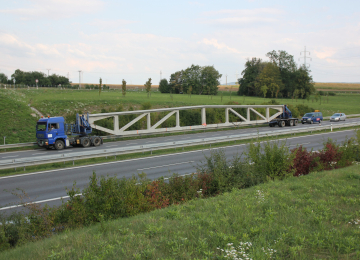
1, 130, 360, 259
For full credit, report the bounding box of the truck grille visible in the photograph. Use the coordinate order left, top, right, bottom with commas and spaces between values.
37, 134, 44, 138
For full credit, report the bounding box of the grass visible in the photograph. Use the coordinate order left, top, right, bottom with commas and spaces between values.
2, 163, 360, 259
1, 87, 360, 145
0, 89, 38, 144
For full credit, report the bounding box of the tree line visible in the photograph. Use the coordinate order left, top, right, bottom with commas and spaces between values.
0, 69, 70, 86
237, 50, 315, 99
159, 64, 222, 95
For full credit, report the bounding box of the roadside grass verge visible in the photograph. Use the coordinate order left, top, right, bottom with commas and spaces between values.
0, 126, 358, 178
2, 164, 360, 259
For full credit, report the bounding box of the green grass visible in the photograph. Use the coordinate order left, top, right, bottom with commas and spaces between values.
2, 164, 360, 259
0, 89, 38, 144
1, 88, 360, 144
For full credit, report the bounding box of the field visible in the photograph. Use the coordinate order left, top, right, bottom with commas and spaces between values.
2, 164, 360, 259
0, 87, 360, 144
314, 82, 360, 92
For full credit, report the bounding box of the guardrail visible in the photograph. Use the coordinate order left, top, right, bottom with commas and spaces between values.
2, 114, 360, 151
0, 121, 359, 171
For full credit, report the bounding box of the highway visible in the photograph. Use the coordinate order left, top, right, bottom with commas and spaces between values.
0, 118, 358, 161
0, 128, 357, 214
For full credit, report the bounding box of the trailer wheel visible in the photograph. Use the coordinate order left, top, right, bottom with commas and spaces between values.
82, 138, 91, 147
269, 123, 274, 127
294, 120, 298, 126
93, 137, 101, 146
278, 121, 285, 127
55, 140, 65, 150
289, 120, 294, 126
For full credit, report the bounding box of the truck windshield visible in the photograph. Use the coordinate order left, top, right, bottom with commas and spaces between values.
304, 113, 314, 117
36, 123, 47, 131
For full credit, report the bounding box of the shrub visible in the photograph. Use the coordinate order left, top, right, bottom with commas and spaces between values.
291, 145, 313, 176
328, 92, 336, 96
246, 140, 295, 180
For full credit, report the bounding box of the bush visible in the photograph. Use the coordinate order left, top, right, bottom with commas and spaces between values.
328, 92, 336, 96
246, 140, 295, 180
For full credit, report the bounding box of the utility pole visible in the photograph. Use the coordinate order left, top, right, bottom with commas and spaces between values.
46, 69, 51, 76
67, 72, 69, 80
225, 74, 227, 86
235, 71, 239, 83
160, 70, 162, 81
299, 46, 311, 68
78, 70, 82, 89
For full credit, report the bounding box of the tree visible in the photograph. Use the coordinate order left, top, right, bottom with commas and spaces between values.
144, 78, 152, 98
237, 58, 267, 96
255, 62, 283, 98
159, 79, 169, 93
169, 71, 183, 93
122, 79, 126, 97
200, 65, 222, 96
261, 85, 268, 100
181, 65, 201, 94
0, 73, 8, 84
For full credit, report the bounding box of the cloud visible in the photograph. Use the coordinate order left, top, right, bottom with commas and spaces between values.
201, 38, 242, 54
202, 8, 282, 26
88, 19, 138, 29
0, 0, 104, 20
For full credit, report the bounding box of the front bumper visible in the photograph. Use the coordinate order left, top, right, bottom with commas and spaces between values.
37, 139, 49, 147
330, 118, 340, 122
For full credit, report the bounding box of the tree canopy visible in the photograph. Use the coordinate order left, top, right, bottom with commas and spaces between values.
9, 69, 70, 86
161, 64, 222, 95
238, 50, 315, 99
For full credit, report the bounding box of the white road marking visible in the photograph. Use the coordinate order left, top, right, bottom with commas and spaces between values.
137, 161, 194, 171
0, 129, 355, 181
1, 155, 18, 158
126, 143, 138, 145
57, 150, 72, 152
0, 194, 82, 211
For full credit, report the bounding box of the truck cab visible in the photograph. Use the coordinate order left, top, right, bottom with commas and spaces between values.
36, 116, 69, 149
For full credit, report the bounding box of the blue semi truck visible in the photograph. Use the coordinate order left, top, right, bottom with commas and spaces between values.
268, 105, 299, 127
36, 113, 103, 150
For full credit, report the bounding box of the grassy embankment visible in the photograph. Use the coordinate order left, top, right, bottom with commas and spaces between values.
2, 164, 360, 259
1, 88, 360, 145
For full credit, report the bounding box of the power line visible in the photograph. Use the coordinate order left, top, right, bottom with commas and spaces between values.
299, 46, 311, 68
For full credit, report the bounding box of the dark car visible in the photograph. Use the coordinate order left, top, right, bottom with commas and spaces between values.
301, 112, 323, 124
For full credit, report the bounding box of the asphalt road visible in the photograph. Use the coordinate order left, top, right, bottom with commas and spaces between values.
0, 128, 356, 214
0, 118, 358, 161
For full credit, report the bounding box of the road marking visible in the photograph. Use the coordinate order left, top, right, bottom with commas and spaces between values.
0, 194, 82, 211
126, 143, 138, 145
137, 161, 194, 171
0, 129, 355, 181
57, 150, 72, 152
146, 141, 156, 143
1, 155, 18, 158
106, 145, 117, 147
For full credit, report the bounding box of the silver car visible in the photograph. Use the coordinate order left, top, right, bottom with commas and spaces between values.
330, 113, 346, 122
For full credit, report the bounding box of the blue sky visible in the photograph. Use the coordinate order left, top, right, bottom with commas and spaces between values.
0, 0, 359, 84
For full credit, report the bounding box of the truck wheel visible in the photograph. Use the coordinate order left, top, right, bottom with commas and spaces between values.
289, 120, 294, 126
278, 121, 285, 127
82, 138, 91, 147
294, 120, 298, 126
55, 140, 65, 150
93, 137, 101, 146
310, 120, 313, 124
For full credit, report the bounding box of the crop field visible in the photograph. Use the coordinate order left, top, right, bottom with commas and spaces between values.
314, 82, 360, 91
0, 87, 359, 144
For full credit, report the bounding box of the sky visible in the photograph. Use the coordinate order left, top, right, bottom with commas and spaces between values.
0, 0, 360, 85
